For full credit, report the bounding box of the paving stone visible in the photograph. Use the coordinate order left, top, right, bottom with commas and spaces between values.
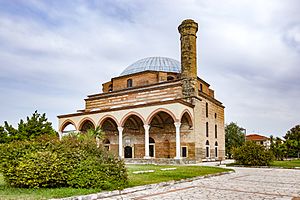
98, 167, 300, 200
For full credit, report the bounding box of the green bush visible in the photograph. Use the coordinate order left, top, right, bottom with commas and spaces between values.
0, 134, 127, 189
233, 141, 274, 166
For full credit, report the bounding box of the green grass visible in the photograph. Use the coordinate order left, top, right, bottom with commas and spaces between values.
226, 159, 300, 168
270, 159, 300, 168
127, 164, 232, 187
0, 165, 231, 200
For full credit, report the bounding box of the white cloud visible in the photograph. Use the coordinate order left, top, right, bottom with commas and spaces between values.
0, 0, 299, 136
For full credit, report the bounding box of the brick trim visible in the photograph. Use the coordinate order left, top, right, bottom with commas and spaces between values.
57, 99, 194, 119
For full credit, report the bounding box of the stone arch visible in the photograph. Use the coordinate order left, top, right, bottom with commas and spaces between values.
98, 115, 120, 127
78, 117, 96, 132
180, 109, 193, 128
146, 108, 178, 125
60, 119, 77, 132
120, 112, 146, 127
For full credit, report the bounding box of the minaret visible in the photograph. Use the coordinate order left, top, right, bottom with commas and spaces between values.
178, 19, 198, 97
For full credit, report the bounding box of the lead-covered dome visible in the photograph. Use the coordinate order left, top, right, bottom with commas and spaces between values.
120, 57, 181, 76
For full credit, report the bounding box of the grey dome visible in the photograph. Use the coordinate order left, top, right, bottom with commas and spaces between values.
120, 57, 181, 76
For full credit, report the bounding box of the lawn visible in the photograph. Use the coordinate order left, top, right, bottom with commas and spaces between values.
0, 165, 231, 200
126, 164, 232, 187
270, 159, 300, 168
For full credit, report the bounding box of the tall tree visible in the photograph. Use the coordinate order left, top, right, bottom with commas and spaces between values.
0, 111, 57, 143
225, 122, 245, 158
284, 125, 300, 158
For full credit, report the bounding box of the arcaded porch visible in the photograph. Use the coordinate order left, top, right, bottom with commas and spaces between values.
58, 102, 194, 160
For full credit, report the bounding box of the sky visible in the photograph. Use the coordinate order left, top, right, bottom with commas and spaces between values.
0, 0, 299, 137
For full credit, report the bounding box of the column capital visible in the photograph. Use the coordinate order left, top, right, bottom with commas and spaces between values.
143, 124, 150, 130
117, 126, 123, 132
174, 122, 181, 128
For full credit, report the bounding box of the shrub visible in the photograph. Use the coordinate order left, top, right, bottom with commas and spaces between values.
0, 134, 128, 189
233, 141, 274, 166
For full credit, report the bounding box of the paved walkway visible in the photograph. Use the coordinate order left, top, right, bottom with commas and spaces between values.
101, 167, 300, 200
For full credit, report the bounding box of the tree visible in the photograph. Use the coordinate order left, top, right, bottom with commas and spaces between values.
233, 141, 274, 166
225, 122, 245, 158
284, 125, 300, 158
270, 135, 286, 160
0, 111, 57, 143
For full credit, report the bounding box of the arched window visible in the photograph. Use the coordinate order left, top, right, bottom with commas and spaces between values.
167, 76, 174, 81
215, 141, 218, 158
127, 79, 133, 88
108, 84, 113, 92
206, 122, 209, 137
215, 124, 217, 138
149, 137, 155, 143
205, 140, 210, 158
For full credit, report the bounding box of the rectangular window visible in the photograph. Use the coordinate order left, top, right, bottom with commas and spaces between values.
206, 122, 209, 137
215, 147, 218, 158
181, 146, 187, 158
200, 84, 203, 91
215, 125, 217, 138
206, 103, 208, 117
206, 146, 209, 158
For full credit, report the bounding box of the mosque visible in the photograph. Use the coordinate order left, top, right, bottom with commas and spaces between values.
58, 19, 225, 163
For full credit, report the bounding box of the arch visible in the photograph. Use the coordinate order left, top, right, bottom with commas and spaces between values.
60, 119, 77, 132
98, 115, 120, 127
215, 141, 218, 158
205, 140, 210, 158
180, 109, 193, 128
149, 137, 155, 143
78, 117, 96, 131
146, 108, 178, 125
120, 112, 146, 127
127, 79, 133, 88
167, 76, 175, 81
103, 138, 110, 144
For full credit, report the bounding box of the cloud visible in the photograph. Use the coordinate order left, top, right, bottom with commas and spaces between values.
0, 0, 299, 137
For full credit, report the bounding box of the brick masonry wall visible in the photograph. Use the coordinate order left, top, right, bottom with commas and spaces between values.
113, 72, 158, 91
85, 84, 182, 111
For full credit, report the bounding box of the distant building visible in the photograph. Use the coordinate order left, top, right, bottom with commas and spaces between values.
246, 134, 271, 148
57, 19, 225, 163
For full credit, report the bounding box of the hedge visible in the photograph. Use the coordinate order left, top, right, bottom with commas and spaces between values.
0, 134, 127, 189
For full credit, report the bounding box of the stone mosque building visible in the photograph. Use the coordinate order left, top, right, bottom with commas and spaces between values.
58, 19, 225, 163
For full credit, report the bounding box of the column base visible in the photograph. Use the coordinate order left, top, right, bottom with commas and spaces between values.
144, 156, 151, 159
174, 157, 181, 160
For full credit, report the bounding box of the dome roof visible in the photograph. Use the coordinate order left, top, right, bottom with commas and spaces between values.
120, 57, 181, 76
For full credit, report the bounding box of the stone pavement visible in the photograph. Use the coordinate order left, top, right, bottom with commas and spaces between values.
100, 167, 300, 200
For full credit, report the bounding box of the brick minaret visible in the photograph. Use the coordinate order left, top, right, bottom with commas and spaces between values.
178, 19, 198, 97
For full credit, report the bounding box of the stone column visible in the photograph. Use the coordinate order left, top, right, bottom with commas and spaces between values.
58, 132, 63, 140
174, 122, 181, 159
117, 126, 123, 159
144, 124, 150, 159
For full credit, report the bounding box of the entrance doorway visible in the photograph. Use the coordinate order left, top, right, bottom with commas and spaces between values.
124, 146, 133, 158
149, 137, 155, 157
